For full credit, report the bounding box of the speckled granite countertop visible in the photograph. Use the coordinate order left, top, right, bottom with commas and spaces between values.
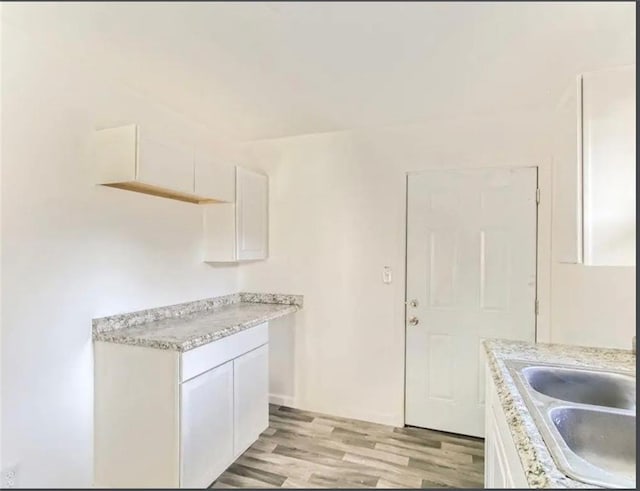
483, 339, 636, 488
92, 292, 302, 352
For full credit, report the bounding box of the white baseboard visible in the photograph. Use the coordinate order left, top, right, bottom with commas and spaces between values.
269, 393, 296, 407
269, 396, 404, 428
344, 409, 403, 428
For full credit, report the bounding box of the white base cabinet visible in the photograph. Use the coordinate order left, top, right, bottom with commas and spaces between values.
94, 323, 269, 488
484, 365, 528, 488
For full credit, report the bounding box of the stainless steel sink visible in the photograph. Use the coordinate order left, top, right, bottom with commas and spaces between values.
506, 360, 636, 488
522, 365, 635, 410
550, 407, 636, 481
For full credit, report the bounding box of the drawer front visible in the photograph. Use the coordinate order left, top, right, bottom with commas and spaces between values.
180, 323, 268, 382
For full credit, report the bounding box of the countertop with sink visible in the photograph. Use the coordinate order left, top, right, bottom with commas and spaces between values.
92, 292, 303, 351
483, 339, 636, 488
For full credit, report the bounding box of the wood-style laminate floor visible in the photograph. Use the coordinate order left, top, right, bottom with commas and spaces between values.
212, 405, 484, 488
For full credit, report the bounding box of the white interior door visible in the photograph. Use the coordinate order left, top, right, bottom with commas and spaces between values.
405, 167, 537, 437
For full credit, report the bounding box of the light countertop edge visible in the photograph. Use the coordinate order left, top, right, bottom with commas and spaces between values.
92, 293, 303, 352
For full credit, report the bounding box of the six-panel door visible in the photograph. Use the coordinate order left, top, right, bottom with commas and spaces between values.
406, 167, 538, 437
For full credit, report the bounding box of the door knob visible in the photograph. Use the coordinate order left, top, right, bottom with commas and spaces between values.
406, 299, 419, 308
408, 316, 419, 326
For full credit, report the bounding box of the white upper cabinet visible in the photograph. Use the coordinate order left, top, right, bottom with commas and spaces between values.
137, 132, 194, 194
194, 153, 236, 203
93, 124, 234, 204
553, 65, 635, 266
582, 67, 635, 266
552, 77, 583, 264
236, 167, 269, 261
203, 167, 268, 263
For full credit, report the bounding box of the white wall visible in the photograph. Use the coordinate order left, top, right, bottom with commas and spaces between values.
239, 111, 556, 427
0, 22, 241, 487
551, 265, 635, 348
1, 4, 634, 488
240, 104, 635, 427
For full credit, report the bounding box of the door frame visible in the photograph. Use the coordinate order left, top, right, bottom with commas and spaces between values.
401, 164, 551, 427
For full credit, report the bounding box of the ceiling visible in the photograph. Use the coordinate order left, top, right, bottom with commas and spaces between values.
2, 2, 635, 141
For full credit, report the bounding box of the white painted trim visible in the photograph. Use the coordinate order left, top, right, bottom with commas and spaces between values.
268, 393, 296, 407
325, 408, 403, 428
535, 161, 553, 343
293, 402, 403, 428
268, 397, 403, 428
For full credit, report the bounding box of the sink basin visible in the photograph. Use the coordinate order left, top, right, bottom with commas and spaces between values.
549, 406, 636, 487
522, 365, 636, 410
506, 360, 636, 488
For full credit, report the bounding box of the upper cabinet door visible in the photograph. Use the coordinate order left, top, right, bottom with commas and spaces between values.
582, 66, 635, 266
194, 154, 235, 203
236, 167, 268, 261
137, 134, 195, 194
552, 77, 583, 264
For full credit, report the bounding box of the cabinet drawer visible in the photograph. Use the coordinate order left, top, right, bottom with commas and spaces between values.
180, 323, 268, 382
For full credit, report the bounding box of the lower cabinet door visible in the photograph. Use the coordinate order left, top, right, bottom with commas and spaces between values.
484, 366, 528, 489
180, 361, 234, 488
485, 409, 508, 488
233, 344, 269, 455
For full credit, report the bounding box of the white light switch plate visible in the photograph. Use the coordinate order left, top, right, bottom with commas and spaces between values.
382, 266, 392, 284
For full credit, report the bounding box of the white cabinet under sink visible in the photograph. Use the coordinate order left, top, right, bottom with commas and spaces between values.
94, 323, 269, 488
553, 65, 635, 266
484, 365, 528, 488
203, 166, 269, 262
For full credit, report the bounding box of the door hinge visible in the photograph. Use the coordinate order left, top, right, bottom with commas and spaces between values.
535, 299, 540, 316
536, 188, 540, 204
